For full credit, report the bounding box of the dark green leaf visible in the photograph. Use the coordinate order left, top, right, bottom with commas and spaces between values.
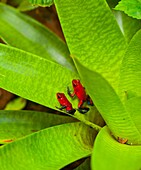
74, 158, 90, 170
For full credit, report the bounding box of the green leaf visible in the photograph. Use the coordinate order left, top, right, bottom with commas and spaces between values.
0, 122, 93, 170
0, 110, 76, 143
29, 0, 53, 6
115, 0, 141, 19
0, 44, 78, 109
113, 11, 141, 43
91, 126, 141, 170
4, 97, 27, 110
0, 3, 75, 71
74, 58, 141, 144
118, 29, 141, 102
125, 97, 141, 134
54, 0, 127, 90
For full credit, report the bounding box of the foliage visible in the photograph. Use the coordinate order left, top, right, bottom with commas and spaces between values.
115, 0, 141, 19
28, 0, 53, 6
0, 0, 141, 169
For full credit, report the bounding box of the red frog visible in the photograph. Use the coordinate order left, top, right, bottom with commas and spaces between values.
67, 79, 93, 113
56, 93, 76, 114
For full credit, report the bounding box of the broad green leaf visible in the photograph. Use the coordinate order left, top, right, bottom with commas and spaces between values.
0, 122, 93, 170
0, 110, 76, 143
92, 126, 141, 170
74, 58, 141, 144
54, 0, 127, 90
74, 158, 90, 170
125, 97, 141, 134
0, 44, 78, 109
0, 3, 75, 71
118, 29, 141, 102
115, 0, 141, 19
4, 97, 26, 110
113, 11, 141, 43
29, 0, 53, 6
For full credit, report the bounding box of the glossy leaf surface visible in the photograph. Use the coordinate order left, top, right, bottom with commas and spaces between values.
113, 11, 141, 43
54, 0, 127, 90
0, 3, 75, 71
92, 126, 141, 170
0, 44, 78, 109
0, 122, 93, 170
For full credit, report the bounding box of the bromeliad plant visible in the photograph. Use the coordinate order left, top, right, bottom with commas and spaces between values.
0, 0, 141, 169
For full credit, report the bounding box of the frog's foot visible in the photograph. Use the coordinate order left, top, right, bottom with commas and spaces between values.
67, 109, 76, 115
77, 107, 89, 114
86, 95, 94, 106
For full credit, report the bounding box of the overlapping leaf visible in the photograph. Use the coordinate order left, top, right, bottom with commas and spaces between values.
74, 58, 141, 144
113, 11, 141, 43
0, 122, 93, 170
0, 3, 75, 71
92, 126, 141, 170
74, 158, 90, 170
118, 29, 141, 102
0, 44, 78, 109
54, 0, 127, 90
115, 0, 141, 19
0, 110, 77, 143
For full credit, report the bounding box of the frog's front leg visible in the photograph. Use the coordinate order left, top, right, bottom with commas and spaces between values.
67, 87, 75, 98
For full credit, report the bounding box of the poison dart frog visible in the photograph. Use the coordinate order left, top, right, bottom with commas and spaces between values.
67, 79, 93, 113
56, 93, 76, 114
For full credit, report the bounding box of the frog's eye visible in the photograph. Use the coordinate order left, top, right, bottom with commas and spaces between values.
72, 79, 78, 86
57, 93, 62, 99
